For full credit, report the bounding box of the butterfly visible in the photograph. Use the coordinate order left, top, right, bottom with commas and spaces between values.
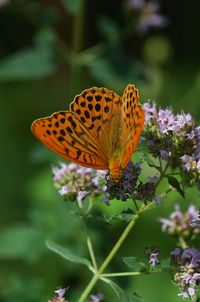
31, 84, 145, 183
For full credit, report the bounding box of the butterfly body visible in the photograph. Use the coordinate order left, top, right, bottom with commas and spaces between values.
31, 84, 145, 182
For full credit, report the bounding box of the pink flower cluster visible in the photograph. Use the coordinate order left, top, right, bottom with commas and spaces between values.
52, 162, 106, 203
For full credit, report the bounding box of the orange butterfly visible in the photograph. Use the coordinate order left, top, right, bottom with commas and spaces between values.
31, 84, 145, 182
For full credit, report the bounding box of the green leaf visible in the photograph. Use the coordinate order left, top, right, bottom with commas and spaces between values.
61, 0, 84, 14
105, 213, 134, 224
167, 176, 185, 198
0, 45, 58, 81
123, 257, 147, 272
102, 278, 138, 302
140, 153, 160, 170
46, 240, 91, 268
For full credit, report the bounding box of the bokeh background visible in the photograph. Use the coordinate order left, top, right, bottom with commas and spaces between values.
0, 0, 200, 301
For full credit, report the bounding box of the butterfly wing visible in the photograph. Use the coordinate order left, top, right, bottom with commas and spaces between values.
31, 111, 108, 169
32, 87, 122, 170
70, 87, 122, 160
120, 84, 145, 168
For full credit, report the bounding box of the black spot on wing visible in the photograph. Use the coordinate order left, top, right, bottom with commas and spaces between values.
60, 129, 66, 136
58, 136, 64, 142
95, 95, 102, 102
95, 104, 101, 112
76, 150, 81, 159
87, 96, 93, 102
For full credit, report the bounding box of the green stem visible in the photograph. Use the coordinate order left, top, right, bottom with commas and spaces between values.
76, 201, 98, 272
165, 172, 184, 176
100, 272, 142, 277
159, 157, 163, 174
178, 236, 188, 249
156, 161, 170, 188
133, 199, 139, 211
78, 201, 155, 302
78, 274, 99, 302
100, 271, 164, 277
86, 236, 98, 272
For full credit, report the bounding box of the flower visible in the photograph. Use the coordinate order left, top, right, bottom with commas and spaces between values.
102, 161, 161, 205
87, 293, 104, 302
52, 162, 104, 202
48, 287, 68, 302
158, 204, 200, 240
190, 209, 200, 230
145, 246, 159, 266
170, 248, 200, 299
55, 288, 67, 298
143, 100, 200, 188
127, 0, 168, 33
160, 150, 170, 161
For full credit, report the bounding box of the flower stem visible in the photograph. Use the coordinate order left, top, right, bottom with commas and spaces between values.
76, 201, 98, 272
100, 272, 142, 277
178, 236, 188, 249
159, 157, 163, 174
86, 236, 98, 271
78, 201, 155, 302
78, 274, 99, 302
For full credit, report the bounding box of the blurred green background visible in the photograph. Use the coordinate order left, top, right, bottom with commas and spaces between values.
0, 0, 200, 301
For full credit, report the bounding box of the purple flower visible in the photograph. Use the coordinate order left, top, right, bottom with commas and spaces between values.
143, 100, 200, 187
48, 287, 68, 302
153, 196, 162, 204
171, 248, 181, 257
170, 248, 200, 299
188, 287, 195, 297
147, 176, 158, 183
149, 251, 159, 266
145, 246, 159, 266
159, 218, 173, 232
160, 150, 170, 161
55, 288, 67, 298
52, 162, 70, 183
127, 1, 168, 33
52, 162, 104, 203
102, 161, 160, 205
143, 100, 157, 122
158, 204, 200, 239
77, 191, 87, 203
177, 291, 189, 299
58, 185, 70, 196
87, 293, 104, 302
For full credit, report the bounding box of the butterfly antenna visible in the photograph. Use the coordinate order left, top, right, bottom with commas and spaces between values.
82, 179, 107, 202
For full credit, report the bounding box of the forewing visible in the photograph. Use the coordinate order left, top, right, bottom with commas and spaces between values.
121, 84, 145, 168
70, 87, 122, 159
31, 111, 108, 169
